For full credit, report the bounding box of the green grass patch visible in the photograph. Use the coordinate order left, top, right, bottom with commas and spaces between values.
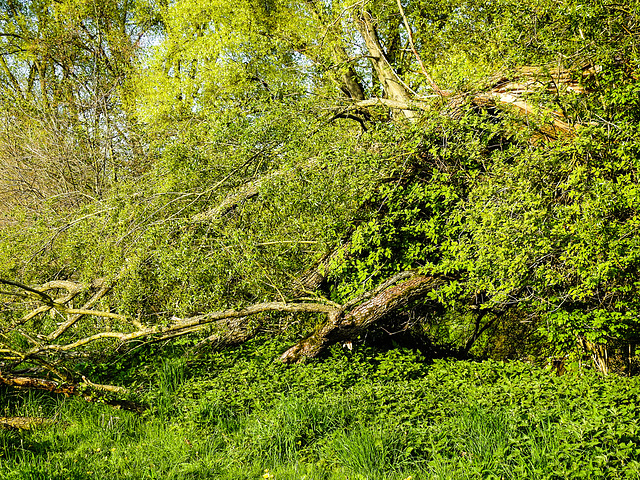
2, 340, 640, 479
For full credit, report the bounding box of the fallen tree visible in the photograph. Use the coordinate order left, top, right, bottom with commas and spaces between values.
338, 63, 597, 141
0, 371, 146, 412
1, 0, 638, 396
0, 271, 446, 375
0, 416, 57, 431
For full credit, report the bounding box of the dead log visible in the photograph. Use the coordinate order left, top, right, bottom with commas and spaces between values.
280, 274, 444, 363
0, 373, 81, 395
0, 372, 146, 413
0, 417, 56, 430
1, 271, 445, 370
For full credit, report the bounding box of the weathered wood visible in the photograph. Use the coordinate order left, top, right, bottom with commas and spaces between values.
2, 267, 448, 368
356, 10, 418, 121
578, 337, 610, 375
0, 417, 56, 430
0, 373, 78, 395
280, 275, 444, 363
0, 373, 146, 412
340, 62, 599, 140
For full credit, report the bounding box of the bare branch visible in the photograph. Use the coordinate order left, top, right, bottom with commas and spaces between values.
55, 307, 128, 322
12, 300, 339, 356
47, 282, 113, 340
2, 269, 448, 372
0, 278, 56, 306
80, 375, 128, 394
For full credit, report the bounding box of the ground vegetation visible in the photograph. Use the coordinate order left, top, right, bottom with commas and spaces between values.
1, 341, 640, 478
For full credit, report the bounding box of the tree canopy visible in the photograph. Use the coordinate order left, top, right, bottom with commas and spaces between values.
0, 0, 639, 388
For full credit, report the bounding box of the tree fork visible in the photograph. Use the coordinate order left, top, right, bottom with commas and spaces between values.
355, 9, 418, 121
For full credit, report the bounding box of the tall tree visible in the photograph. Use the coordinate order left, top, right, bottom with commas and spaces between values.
0, 0, 158, 208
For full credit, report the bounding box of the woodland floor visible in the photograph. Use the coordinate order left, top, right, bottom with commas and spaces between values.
1, 339, 640, 480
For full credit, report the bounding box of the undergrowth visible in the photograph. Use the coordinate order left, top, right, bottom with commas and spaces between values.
2, 339, 640, 479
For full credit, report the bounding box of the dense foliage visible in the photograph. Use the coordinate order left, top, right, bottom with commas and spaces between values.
0, 0, 639, 431
1, 0, 640, 477
1, 0, 639, 373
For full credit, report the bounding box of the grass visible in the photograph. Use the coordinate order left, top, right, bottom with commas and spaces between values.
2, 340, 640, 479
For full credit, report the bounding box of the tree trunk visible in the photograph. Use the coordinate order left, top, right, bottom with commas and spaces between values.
303, 0, 366, 101
280, 275, 443, 363
355, 10, 417, 121
0, 373, 146, 412
1, 272, 444, 371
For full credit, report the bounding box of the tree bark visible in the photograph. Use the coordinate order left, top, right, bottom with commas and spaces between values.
355, 10, 418, 121
1, 271, 445, 370
280, 275, 444, 363
0, 417, 56, 430
0, 372, 146, 412
302, 0, 366, 101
